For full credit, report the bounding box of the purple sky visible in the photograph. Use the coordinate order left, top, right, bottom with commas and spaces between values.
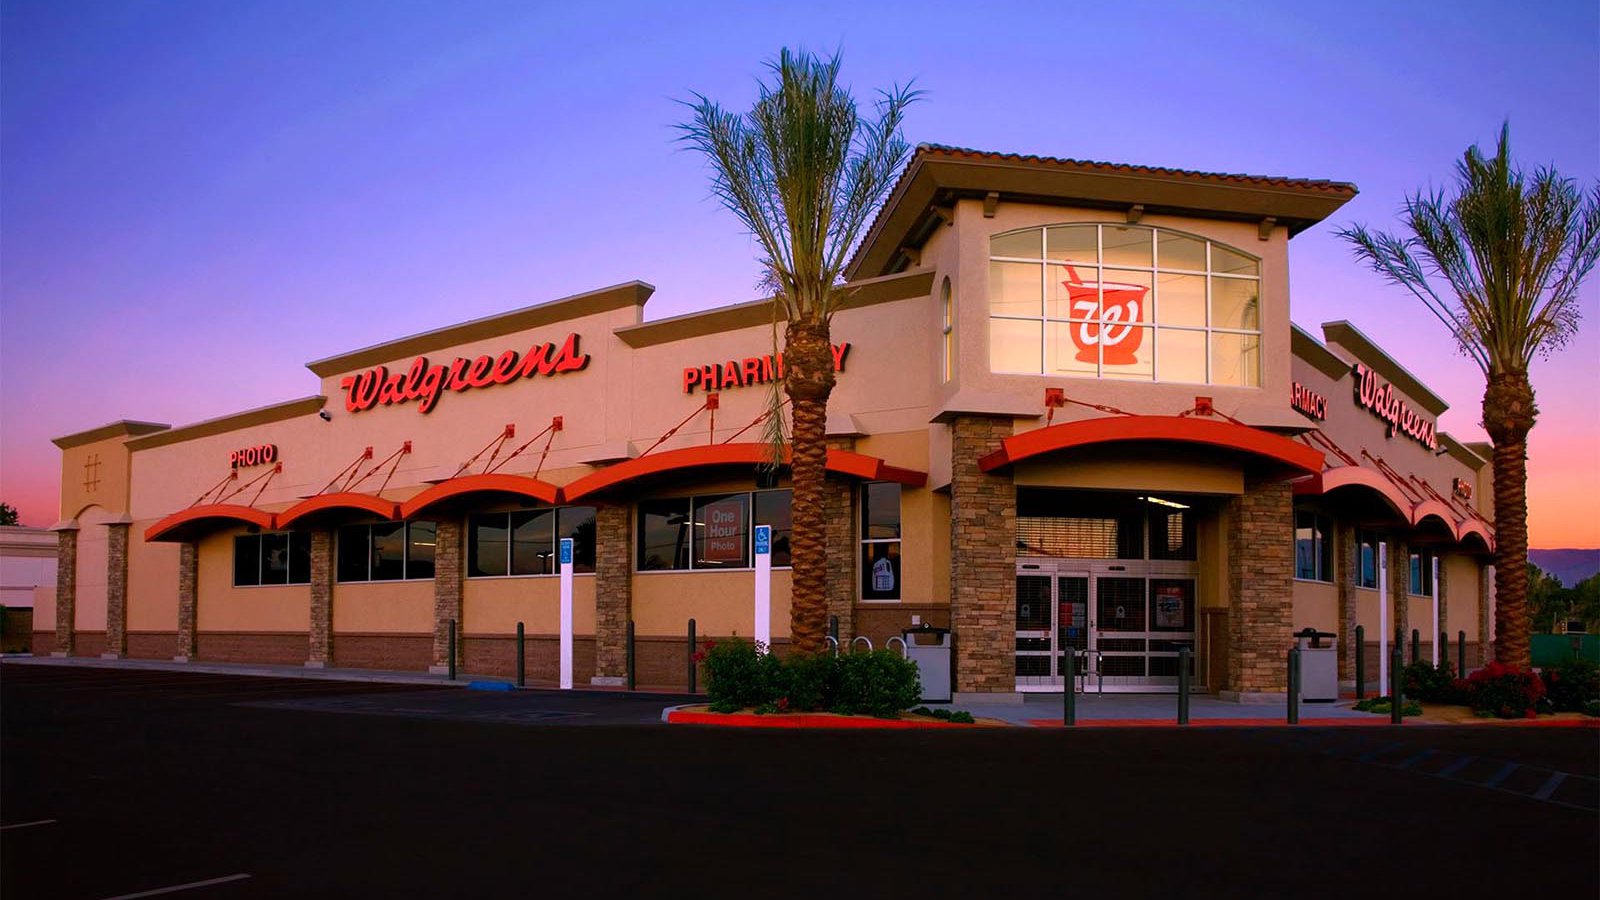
3, 0, 1597, 544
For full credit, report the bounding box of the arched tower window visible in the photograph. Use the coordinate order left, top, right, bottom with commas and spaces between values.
940, 276, 955, 383
988, 224, 1261, 386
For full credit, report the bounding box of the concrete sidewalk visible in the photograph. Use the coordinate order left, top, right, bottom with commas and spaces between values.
952, 692, 1385, 727
2, 653, 470, 686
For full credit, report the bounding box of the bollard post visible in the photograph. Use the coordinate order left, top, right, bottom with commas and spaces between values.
1457, 630, 1466, 677
1390, 645, 1404, 725
1062, 650, 1076, 727
687, 618, 697, 694
1439, 631, 1447, 671
1178, 646, 1191, 725
828, 615, 839, 648
626, 620, 636, 691
515, 621, 525, 689
1354, 625, 1366, 700
447, 618, 457, 682
1410, 628, 1419, 665
1287, 647, 1300, 725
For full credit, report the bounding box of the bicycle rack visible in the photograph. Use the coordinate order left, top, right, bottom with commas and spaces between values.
885, 635, 908, 658
825, 635, 840, 657
851, 636, 874, 652
1076, 649, 1105, 694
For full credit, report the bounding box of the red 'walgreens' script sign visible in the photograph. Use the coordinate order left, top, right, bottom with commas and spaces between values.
340, 333, 590, 414
682, 343, 850, 394
1352, 363, 1437, 450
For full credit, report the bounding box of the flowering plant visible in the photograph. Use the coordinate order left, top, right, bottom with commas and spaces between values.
1460, 661, 1546, 719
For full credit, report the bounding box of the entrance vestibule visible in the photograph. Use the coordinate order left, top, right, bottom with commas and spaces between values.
1013, 488, 1207, 692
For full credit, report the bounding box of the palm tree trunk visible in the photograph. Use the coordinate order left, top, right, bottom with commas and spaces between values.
1483, 370, 1537, 669
784, 318, 835, 656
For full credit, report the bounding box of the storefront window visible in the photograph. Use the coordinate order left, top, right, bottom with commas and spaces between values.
636, 490, 790, 571
861, 482, 901, 600
234, 531, 312, 587
337, 521, 439, 582
1355, 529, 1379, 588
1409, 550, 1435, 596
940, 276, 955, 383
989, 224, 1261, 385
1016, 489, 1184, 560
1294, 510, 1333, 582
469, 507, 596, 577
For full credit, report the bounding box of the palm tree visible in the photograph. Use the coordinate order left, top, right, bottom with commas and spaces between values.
1339, 125, 1599, 669
679, 49, 918, 654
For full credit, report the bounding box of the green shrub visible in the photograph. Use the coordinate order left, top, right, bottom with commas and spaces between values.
701, 639, 779, 709
1353, 695, 1422, 717
1541, 659, 1600, 712
1402, 660, 1460, 703
780, 652, 839, 712
832, 649, 921, 718
1583, 699, 1600, 718
1461, 661, 1545, 719
948, 711, 975, 724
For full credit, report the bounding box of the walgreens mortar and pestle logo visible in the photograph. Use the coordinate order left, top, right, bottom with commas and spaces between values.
1060, 264, 1147, 365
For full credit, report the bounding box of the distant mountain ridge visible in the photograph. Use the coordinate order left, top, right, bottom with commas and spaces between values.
1529, 549, 1600, 586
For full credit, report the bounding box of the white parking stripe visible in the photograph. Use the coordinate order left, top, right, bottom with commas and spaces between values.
0, 818, 57, 830
100, 874, 251, 899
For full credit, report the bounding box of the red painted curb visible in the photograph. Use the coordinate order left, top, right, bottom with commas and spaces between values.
666, 710, 977, 729
1025, 717, 1393, 728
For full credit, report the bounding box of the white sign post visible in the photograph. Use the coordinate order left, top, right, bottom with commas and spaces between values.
1378, 542, 1389, 691
559, 537, 574, 690
1431, 555, 1441, 666
753, 525, 772, 649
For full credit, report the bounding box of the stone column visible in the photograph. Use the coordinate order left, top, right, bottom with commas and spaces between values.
429, 517, 463, 674
52, 527, 78, 657
591, 503, 631, 685
103, 522, 130, 658
1334, 523, 1357, 681
1224, 477, 1294, 697
949, 416, 1016, 696
306, 530, 333, 668
174, 541, 198, 661
824, 437, 858, 643
1389, 537, 1410, 660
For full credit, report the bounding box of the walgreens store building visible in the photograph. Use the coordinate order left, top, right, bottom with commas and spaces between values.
40, 147, 1497, 699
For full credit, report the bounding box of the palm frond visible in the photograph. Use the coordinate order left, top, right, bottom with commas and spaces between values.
1337, 122, 1599, 376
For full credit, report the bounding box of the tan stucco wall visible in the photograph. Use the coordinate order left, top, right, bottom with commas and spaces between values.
1013, 450, 1244, 495
333, 580, 434, 633
73, 506, 113, 632
632, 569, 794, 638
462, 575, 595, 634
194, 530, 309, 632
127, 527, 180, 631
1292, 578, 1339, 634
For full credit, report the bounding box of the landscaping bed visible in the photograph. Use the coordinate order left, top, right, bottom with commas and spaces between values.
665, 704, 1009, 729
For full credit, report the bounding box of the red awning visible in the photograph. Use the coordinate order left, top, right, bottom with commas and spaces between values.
561, 442, 926, 503
276, 492, 399, 528
398, 473, 561, 519
1294, 463, 1495, 552
144, 504, 276, 542
978, 415, 1325, 476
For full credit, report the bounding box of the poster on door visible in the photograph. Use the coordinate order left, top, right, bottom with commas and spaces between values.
1153, 583, 1190, 630
700, 497, 746, 564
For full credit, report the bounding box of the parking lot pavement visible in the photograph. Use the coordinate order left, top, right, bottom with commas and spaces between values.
4, 662, 1595, 899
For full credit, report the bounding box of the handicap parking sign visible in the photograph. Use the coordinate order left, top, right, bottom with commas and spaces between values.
754, 525, 771, 556
559, 538, 573, 566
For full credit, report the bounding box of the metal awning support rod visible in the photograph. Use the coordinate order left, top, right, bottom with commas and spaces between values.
317, 447, 374, 496
639, 396, 715, 459
485, 416, 564, 477
190, 471, 238, 508
347, 442, 412, 495
721, 397, 790, 445
217, 462, 280, 507
452, 425, 514, 480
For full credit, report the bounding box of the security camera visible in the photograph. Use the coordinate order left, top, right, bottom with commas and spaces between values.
318, 410, 332, 422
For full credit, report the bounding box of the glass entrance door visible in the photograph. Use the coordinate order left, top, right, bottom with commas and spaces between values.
1016, 562, 1198, 692
1015, 568, 1089, 691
